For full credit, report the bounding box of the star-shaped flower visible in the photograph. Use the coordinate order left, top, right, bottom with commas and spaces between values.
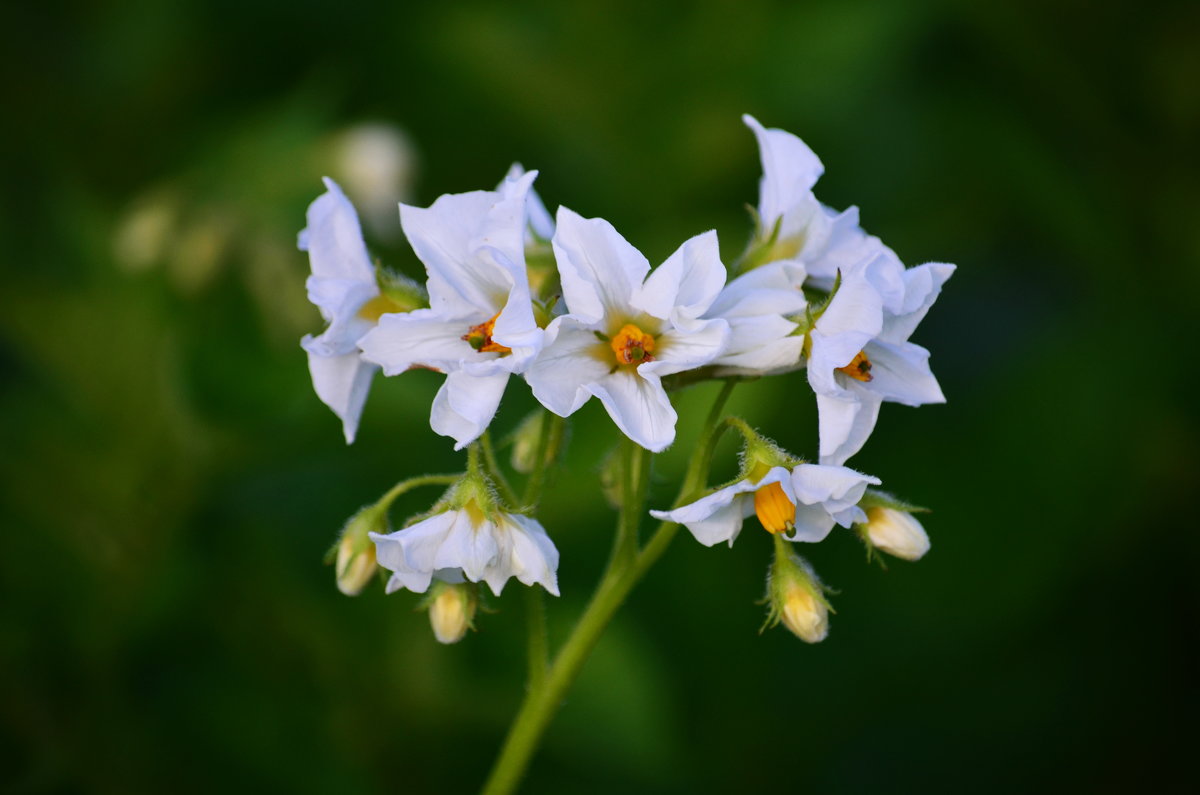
358, 172, 545, 449
806, 253, 955, 464
525, 209, 732, 452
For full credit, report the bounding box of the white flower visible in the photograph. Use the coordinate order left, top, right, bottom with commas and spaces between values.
807, 253, 955, 465
650, 463, 880, 547
358, 172, 545, 449
371, 505, 560, 596
524, 208, 732, 452
743, 114, 897, 289
299, 178, 407, 444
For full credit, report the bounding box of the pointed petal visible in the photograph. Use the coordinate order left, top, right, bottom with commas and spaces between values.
640, 317, 730, 378
502, 514, 561, 596
430, 370, 510, 450
588, 369, 678, 452
505, 163, 555, 241
651, 481, 758, 547
525, 316, 611, 417
807, 263, 885, 396
357, 309, 474, 374
300, 178, 375, 283
805, 205, 902, 289
712, 315, 803, 372
707, 260, 807, 319
744, 114, 825, 228
551, 207, 648, 323
304, 347, 377, 444
634, 230, 726, 321
882, 262, 956, 342
864, 339, 946, 406
816, 389, 883, 466
400, 186, 527, 317
433, 513, 500, 584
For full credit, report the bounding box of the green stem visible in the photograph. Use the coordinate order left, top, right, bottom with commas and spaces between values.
377, 473, 461, 510
521, 414, 564, 508
523, 586, 548, 690
480, 432, 520, 508
480, 380, 737, 795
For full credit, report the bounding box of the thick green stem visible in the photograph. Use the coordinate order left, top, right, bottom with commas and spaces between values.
480, 380, 737, 795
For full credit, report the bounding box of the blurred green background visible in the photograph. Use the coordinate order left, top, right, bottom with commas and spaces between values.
3, 0, 1197, 792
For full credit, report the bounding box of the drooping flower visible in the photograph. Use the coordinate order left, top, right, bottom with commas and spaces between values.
299, 178, 421, 443
370, 489, 560, 597
806, 253, 955, 465
651, 462, 880, 547
740, 114, 897, 289
358, 172, 545, 449
524, 208, 732, 452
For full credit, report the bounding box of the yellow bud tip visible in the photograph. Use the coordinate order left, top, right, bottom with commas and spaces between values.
837, 350, 873, 382
335, 534, 378, 596
610, 323, 656, 365
461, 313, 511, 354
781, 582, 829, 643
754, 481, 796, 534
429, 586, 473, 644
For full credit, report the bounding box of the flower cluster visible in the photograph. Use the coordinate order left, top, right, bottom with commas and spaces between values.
303, 115, 952, 644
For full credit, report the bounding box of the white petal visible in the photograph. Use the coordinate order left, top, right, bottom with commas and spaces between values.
712, 315, 803, 372
881, 262, 956, 342
430, 370, 511, 450
357, 309, 474, 375
816, 389, 883, 466
505, 163, 556, 241
304, 348, 377, 444
650, 481, 756, 547
640, 317, 730, 378
588, 369, 678, 452
299, 178, 376, 283
707, 260, 807, 319
633, 229, 726, 321
788, 464, 879, 542
433, 513, 500, 583
370, 511, 459, 593
807, 263, 885, 397
551, 207, 648, 324
863, 340, 946, 406
497, 514, 561, 596
525, 316, 611, 417
400, 189, 524, 317
744, 114, 825, 229
303, 276, 378, 355
804, 205, 900, 289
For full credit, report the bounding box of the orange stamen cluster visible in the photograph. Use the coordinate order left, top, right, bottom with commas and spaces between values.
610, 323, 656, 365
837, 350, 873, 382
754, 481, 796, 534
462, 313, 512, 354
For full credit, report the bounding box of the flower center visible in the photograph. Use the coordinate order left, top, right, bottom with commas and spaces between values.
610, 323, 656, 365
754, 481, 796, 534
836, 350, 873, 382
462, 313, 512, 354
357, 293, 406, 323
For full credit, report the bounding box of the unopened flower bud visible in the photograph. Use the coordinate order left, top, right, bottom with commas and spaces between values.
862, 506, 930, 561
427, 582, 477, 644
333, 506, 385, 596
765, 537, 831, 643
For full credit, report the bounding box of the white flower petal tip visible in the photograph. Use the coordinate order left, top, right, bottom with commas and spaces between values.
370, 508, 560, 598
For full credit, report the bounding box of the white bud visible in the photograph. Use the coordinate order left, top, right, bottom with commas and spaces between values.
864, 507, 930, 561
428, 584, 476, 645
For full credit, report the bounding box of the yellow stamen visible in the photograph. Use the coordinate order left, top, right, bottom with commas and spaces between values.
836, 350, 873, 382
357, 293, 406, 323
462, 313, 512, 354
610, 323, 656, 365
754, 481, 796, 534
